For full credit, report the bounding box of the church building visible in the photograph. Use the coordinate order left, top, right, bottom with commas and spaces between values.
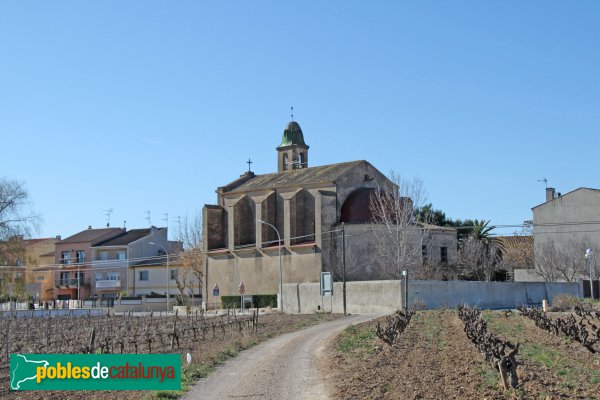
202, 121, 456, 302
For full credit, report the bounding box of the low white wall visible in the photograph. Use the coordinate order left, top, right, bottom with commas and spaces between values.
282, 280, 582, 314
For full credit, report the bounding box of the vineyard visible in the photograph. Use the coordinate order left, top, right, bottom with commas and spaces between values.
328, 304, 600, 399
0, 310, 338, 399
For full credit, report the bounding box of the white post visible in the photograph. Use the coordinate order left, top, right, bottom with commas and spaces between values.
585, 248, 594, 300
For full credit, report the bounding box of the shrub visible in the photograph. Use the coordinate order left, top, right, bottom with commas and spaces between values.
221, 294, 277, 309
551, 295, 582, 312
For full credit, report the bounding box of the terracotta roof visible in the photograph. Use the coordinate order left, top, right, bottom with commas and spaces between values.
94, 229, 155, 247
60, 228, 124, 244
495, 235, 533, 248
221, 160, 367, 193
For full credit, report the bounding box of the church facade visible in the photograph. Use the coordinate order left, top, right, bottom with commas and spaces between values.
202, 121, 456, 301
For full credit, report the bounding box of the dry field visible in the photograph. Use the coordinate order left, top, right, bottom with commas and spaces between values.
326, 308, 600, 400
1, 311, 339, 399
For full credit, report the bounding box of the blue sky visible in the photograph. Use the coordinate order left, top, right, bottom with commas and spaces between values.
1, 1, 598, 239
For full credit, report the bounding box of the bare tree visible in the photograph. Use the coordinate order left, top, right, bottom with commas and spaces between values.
457, 236, 500, 281
0, 179, 41, 273
535, 238, 594, 282
0, 178, 40, 239
369, 172, 431, 279
175, 213, 204, 303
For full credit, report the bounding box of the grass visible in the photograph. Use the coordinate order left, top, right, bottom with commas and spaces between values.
420, 311, 446, 350
336, 324, 378, 357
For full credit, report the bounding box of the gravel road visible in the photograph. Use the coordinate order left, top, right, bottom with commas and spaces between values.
183, 314, 378, 400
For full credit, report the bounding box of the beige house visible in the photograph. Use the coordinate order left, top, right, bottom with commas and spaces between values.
203, 120, 457, 302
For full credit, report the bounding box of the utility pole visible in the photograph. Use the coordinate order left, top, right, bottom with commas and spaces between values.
342, 222, 347, 316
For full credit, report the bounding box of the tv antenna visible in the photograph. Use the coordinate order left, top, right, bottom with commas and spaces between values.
537, 177, 548, 189
104, 208, 113, 227
163, 213, 169, 237
145, 210, 152, 226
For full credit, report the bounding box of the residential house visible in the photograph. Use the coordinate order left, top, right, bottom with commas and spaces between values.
54, 227, 124, 300
516, 187, 600, 296
91, 226, 171, 298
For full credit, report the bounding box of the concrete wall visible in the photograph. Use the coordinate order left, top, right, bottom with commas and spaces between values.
283, 280, 403, 314
282, 280, 582, 314
206, 248, 321, 297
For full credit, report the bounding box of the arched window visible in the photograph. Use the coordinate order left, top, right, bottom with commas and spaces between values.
298, 152, 305, 168
282, 153, 289, 171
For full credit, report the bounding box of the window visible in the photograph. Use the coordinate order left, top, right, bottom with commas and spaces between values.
282, 153, 288, 171
60, 271, 70, 285
95, 273, 104, 281
76, 250, 85, 264
299, 152, 305, 168
108, 272, 120, 281
139, 271, 149, 281
170, 269, 177, 280
117, 251, 126, 261
36, 275, 45, 281
75, 272, 85, 285
61, 251, 71, 265
99, 252, 108, 261
440, 247, 448, 264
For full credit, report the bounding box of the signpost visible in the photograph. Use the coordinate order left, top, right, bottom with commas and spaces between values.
213, 284, 219, 312
239, 281, 246, 313
320, 272, 333, 313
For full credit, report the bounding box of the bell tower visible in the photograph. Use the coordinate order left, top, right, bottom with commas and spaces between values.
277, 121, 309, 172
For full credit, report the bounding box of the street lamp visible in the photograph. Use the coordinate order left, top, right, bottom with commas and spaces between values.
585, 248, 594, 300
258, 220, 283, 312
149, 242, 170, 313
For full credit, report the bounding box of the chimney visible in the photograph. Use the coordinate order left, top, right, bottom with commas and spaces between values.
55, 235, 61, 240
546, 187, 556, 202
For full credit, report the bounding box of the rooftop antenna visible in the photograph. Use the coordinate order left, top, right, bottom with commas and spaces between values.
537, 177, 548, 189
163, 213, 169, 238
290, 106, 294, 122
175, 216, 182, 240
104, 208, 113, 227
145, 210, 152, 226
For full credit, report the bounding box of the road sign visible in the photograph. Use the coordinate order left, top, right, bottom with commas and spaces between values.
213, 284, 220, 297
320, 272, 333, 296
239, 280, 246, 295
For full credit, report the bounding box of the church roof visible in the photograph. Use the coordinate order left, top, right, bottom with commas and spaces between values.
221, 160, 367, 193
277, 121, 308, 148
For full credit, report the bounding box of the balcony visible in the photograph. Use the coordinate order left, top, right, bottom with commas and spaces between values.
95, 280, 122, 289
55, 278, 89, 288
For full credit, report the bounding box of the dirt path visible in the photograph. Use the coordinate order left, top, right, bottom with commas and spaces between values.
183, 314, 379, 400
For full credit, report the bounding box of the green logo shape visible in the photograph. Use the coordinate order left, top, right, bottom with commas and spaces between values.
10, 354, 181, 391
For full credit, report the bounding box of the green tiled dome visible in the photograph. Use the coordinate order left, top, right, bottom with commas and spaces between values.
278, 121, 307, 148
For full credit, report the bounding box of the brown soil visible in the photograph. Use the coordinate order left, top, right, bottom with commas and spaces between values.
3, 312, 339, 399
325, 310, 600, 400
